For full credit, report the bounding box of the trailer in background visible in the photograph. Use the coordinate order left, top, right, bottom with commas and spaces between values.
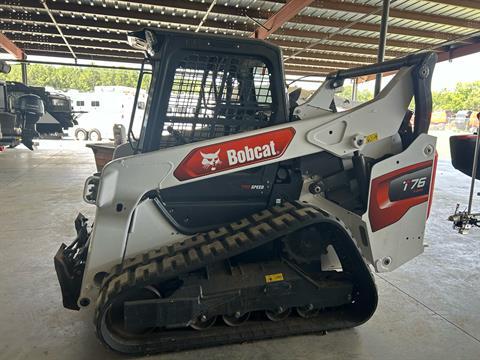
67, 86, 147, 141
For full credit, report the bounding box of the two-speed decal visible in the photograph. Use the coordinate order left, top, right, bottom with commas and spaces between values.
174, 127, 296, 181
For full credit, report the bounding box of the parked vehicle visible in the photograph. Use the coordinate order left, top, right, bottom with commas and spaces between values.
0, 62, 44, 150
467, 111, 480, 132
6, 82, 76, 135
67, 86, 147, 141
430, 110, 452, 130
452, 110, 473, 131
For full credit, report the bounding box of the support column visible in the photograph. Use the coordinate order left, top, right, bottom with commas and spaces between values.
352, 78, 358, 102
374, 0, 391, 96
21, 62, 28, 85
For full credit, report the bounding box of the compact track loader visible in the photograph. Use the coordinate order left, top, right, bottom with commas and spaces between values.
55, 29, 438, 355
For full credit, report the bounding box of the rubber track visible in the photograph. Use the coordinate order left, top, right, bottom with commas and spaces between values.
94, 201, 377, 355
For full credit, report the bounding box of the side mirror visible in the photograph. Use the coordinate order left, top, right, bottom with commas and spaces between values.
0, 60, 11, 74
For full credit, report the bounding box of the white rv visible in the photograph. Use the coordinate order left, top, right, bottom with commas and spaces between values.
67, 86, 147, 141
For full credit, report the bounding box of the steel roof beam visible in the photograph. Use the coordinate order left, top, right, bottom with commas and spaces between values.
80, 0, 459, 41
2, 23, 406, 59
284, 64, 334, 74
358, 36, 480, 84
2, 5, 435, 50
282, 50, 377, 64
284, 57, 354, 68
291, 15, 461, 41
251, 0, 315, 39
16, 40, 133, 54
284, 65, 346, 73
426, 0, 480, 10
7, 16, 475, 64
14, 38, 140, 53
21, 49, 142, 64
5, 28, 374, 63
286, 70, 327, 77
277, 28, 429, 49
4, 4, 478, 67
17, 40, 354, 69
21, 45, 143, 60
271, 39, 408, 56
5, 3, 203, 28
16, 39, 355, 71
18, 49, 329, 77
16, 38, 362, 69
2, 23, 397, 60
10, 58, 149, 71
437, 40, 480, 61
1, 22, 129, 42
19, 44, 480, 77
310, 0, 480, 29
0, 33, 25, 60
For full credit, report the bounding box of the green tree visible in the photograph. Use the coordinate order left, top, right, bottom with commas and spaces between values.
337, 85, 374, 102
0, 64, 149, 92
433, 81, 480, 112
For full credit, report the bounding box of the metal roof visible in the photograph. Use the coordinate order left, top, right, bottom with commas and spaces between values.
1, 0, 479, 76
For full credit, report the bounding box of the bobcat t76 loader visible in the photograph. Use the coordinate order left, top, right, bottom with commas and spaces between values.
54, 29, 438, 355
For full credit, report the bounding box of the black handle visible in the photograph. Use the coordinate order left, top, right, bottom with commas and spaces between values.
326, 51, 437, 87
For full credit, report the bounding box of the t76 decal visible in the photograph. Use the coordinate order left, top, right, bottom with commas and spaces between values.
174, 128, 295, 181
389, 166, 431, 202
369, 160, 434, 232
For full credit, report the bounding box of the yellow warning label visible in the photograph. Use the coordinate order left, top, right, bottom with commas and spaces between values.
265, 273, 284, 283
366, 133, 379, 143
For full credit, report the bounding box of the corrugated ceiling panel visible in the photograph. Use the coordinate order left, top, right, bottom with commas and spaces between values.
1, 0, 478, 71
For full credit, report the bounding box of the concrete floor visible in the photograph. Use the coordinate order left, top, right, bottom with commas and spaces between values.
0, 137, 479, 360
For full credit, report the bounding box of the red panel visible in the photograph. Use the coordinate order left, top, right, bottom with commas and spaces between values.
369, 160, 433, 232
452, 134, 476, 140
174, 127, 295, 181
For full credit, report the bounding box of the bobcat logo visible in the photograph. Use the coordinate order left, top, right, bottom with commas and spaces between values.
200, 149, 221, 171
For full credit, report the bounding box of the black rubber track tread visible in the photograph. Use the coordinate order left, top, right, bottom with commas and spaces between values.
94, 201, 377, 355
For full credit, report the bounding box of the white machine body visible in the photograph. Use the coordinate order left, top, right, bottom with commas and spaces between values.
77, 65, 437, 306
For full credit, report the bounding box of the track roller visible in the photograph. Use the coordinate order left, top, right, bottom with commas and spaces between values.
190, 315, 217, 330
265, 307, 291, 321
296, 304, 319, 318
222, 312, 250, 326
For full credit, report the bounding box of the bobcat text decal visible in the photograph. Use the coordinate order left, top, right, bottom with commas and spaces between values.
174, 128, 295, 181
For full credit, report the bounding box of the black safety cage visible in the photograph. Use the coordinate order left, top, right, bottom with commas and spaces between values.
127, 29, 436, 154
128, 29, 288, 153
